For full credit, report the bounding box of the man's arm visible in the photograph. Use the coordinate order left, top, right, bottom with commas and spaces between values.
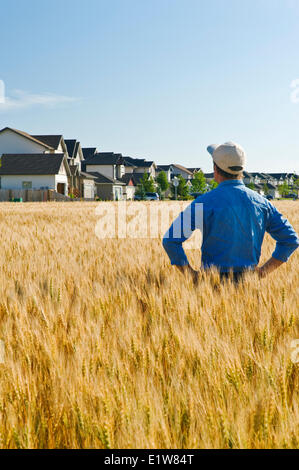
162, 199, 203, 270
257, 257, 284, 278
260, 203, 299, 278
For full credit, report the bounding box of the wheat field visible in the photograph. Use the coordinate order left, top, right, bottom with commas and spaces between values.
0, 200, 298, 449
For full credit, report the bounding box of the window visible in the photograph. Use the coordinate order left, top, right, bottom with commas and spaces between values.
22, 181, 32, 189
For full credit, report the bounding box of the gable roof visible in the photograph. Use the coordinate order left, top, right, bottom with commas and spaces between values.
123, 156, 155, 168
85, 152, 124, 165
86, 171, 125, 185
121, 173, 136, 185
0, 154, 68, 175
157, 165, 172, 171
0, 127, 55, 150
172, 164, 193, 175
82, 147, 97, 160
65, 139, 77, 158
31, 135, 63, 150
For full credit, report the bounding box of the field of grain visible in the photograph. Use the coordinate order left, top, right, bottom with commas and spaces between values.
0, 201, 298, 449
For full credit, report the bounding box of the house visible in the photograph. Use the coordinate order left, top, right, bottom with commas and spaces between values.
87, 172, 125, 200
123, 157, 156, 178
156, 165, 173, 182
120, 173, 136, 200
65, 139, 96, 198
0, 153, 70, 194
0, 127, 56, 154
31, 134, 69, 154
171, 164, 193, 180
83, 152, 126, 200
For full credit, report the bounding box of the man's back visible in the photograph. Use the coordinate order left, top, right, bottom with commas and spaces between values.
163, 180, 299, 273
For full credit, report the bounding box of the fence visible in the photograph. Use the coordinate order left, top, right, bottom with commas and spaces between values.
0, 189, 72, 202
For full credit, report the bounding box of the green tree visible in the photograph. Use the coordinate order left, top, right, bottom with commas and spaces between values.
156, 171, 169, 193
248, 182, 255, 190
209, 179, 218, 190
176, 175, 189, 199
140, 172, 156, 192
278, 182, 289, 197
191, 170, 207, 194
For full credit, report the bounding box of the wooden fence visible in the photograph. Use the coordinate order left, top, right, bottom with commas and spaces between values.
0, 189, 72, 202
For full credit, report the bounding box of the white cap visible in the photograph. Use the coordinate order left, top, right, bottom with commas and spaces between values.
207, 141, 246, 175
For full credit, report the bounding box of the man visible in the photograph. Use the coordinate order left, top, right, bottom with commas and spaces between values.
162, 142, 299, 282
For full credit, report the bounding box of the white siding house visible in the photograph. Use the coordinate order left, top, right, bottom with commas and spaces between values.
0, 154, 70, 195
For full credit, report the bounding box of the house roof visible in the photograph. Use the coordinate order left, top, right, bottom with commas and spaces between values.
124, 156, 155, 168
0, 127, 55, 150
121, 173, 136, 185
172, 164, 193, 175
157, 165, 172, 171
31, 135, 63, 150
82, 147, 97, 160
86, 171, 125, 185
0, 154, 67, 175
65, 139, 77, 158
79, 171, 97, 180
187, 168, 201, 173
85, 152, 124, 165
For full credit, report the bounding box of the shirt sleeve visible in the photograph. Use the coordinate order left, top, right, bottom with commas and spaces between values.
162, 199, 204, 266
266, 203, 299, 262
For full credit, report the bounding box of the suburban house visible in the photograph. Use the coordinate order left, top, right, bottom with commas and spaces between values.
0, 127, 70, 194
123, 157, 156, 178
171, 164, 193, 180
82, 152, 127, 200
156, 165, 173, 182
0, 153, 70, 195
65, 139, 96, 198
157, 164, 196, 182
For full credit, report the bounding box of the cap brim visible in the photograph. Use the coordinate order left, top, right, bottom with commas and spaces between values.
207, 144, 218, 156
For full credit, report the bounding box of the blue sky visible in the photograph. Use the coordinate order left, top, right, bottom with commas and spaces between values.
1, 0, 299, 172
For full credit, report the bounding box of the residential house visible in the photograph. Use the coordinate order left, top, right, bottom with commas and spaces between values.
83, 152, 126, 200
156, 165, 173, 182
65, 139, 96, 198
0, 127, 70, 194
171, 164, 193, 180
0, 153, 70, 195
123, 157, 156, 179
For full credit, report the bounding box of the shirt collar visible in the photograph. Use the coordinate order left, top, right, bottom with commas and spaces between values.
218, 179, 245, 187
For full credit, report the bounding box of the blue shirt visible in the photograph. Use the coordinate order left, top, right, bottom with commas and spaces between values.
162, 180, 299, 272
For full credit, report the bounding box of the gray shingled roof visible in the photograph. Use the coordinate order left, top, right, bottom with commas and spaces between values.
65, 139, 77, 158
85, 153, 124, 165
31, 135, 63, 150
124, 156, 154, 168
0, 154, 66, 175
82, 148, 97, 160
87, 171, 125, 185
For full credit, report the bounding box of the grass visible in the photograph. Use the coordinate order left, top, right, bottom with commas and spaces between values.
0, 200, 298, 449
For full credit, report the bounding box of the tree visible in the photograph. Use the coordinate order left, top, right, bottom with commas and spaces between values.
278, 182, 289, 197
209, 179, 218, 190
140, 172, 156, 192
156, 171, 169, 193
191, 170, 207, 194
175, 175, 189, 199
248, 182, 255, 190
